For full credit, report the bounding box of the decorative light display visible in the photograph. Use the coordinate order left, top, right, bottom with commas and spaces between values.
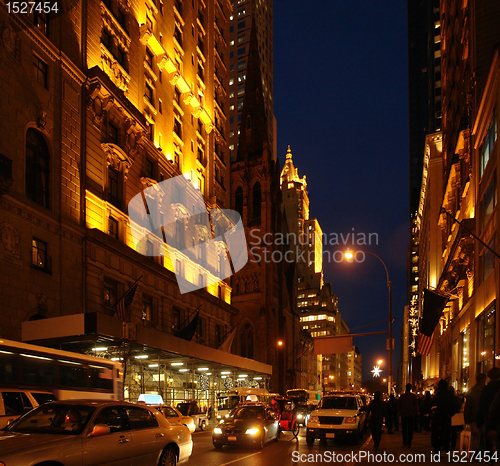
371, 365, 381, 377
199, 374, 209, 391
224, 377, 234, 390
409, 297, 419, 357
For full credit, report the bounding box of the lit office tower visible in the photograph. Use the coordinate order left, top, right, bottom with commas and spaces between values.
405, 0, 441, 386
228, 0, 275, 161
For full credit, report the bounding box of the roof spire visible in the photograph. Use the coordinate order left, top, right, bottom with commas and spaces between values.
286, 145, 292, 159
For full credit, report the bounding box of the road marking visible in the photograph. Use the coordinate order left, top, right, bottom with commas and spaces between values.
219, 452, 262, 466
343, 435, 371, 466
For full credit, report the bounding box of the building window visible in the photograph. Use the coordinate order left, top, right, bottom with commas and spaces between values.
142, 295, 154, 322
33, 10, 48, 35
196, 317, 205, 340
145, 158, 154, 179
215, 324, 225, 346
103, 278, 118, 314
31, 238, 49, 270
108, 217, 118, 239
26, 128, 50, 208
237, 47, 245, 56
145, 47, 154, 68
175, 259, 182, 277
172, 307, 181, 331
480, 108, 498, 179
239, 322, 254, 358
252, 182, 261, 221
105, 120, 120, 145
481, 172, 496, 231
173, 115, 182, 139
477, 306, 496, 374
116, 47, 127, 70
174, 24, 183, 47
33, 55, 48, 88
116, 8, 128, 32
145, 82, 154, 105
237, 21, 245, 30
107, 167, 122, 209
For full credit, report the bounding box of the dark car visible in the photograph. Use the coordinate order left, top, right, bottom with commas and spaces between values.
212, 403, 280, 449
0, 399, 193, 466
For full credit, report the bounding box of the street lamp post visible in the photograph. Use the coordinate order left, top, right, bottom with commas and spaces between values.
265, 340, 283, 364
345, 250, 393, 395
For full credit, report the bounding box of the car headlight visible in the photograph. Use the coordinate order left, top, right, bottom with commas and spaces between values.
216, 415, 221, 419
344, 417, 356, 424
309, 416, 319, 423
245, 428, 260, 435
213, 427, 223, 434
225, 414, 230, 418
297, 414, 303, 419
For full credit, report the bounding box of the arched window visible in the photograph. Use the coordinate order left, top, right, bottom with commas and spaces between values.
252, 182, 261, 221
26, 128, 50, 208
240, 322, 254, 359
235, 186, 244, 219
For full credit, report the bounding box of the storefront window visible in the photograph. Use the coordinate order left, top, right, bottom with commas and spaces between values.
477, 306, 496, 374
461, 327, 470, 393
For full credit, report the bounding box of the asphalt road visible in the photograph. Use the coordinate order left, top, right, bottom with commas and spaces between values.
190, 427, 369, 466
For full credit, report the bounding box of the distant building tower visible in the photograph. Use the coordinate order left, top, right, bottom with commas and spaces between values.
280, 146, 351, 392
228, 0, 276, 162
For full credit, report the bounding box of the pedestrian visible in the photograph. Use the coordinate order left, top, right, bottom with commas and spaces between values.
420, 391, 432, 432
208, 406, 213, 420
397, 383, 419, 449
450, 387, 464, 450
385, 394, 397, 434
464, 373, 486, 453
367, 391, 385, 450
431, 379, 456, 453
478, 367, 500, 454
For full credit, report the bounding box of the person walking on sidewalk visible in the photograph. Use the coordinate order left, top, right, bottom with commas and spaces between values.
367, 391, 386, 450
431, 379, 456, 453
398, 383, 419, 449
464, 373, 486, 452
385, 394, 397, 434
478, 367, 500, 454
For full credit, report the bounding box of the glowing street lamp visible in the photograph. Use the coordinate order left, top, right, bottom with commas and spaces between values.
372, 365, 382, 377
345, 249, 393, 395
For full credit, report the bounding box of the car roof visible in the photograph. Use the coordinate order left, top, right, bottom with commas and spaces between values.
44, 399, 144, 408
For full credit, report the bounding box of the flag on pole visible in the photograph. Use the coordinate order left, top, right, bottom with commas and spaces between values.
115, 277, 141, 322
175, 311, 200, 341
417, 288, 448, 356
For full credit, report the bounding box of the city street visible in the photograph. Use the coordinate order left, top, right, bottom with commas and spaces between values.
190, 427, 369, 466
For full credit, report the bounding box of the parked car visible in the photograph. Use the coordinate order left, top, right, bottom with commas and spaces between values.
156, 406, 196, 434
306, 394, 366, 445
0, 399, 192, 466
176, 401, 208, 431
212, 402, 280, 449
0, 388, 57, 429
138, 394, 196, 434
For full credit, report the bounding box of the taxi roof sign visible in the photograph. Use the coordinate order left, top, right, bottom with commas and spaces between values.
138, 394, 164, 405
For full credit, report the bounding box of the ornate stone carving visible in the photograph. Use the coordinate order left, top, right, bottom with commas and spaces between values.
102, 143, 132, 180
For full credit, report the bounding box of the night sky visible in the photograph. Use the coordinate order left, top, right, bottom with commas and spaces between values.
273, 1, 409, 382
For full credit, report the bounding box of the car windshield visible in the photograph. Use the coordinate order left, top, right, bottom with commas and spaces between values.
230, 407, 265, 420
7, 404, 95, 435
320, 397, 357, 410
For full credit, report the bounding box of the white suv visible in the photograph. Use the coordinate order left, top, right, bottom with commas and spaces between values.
306, 394, 366, 445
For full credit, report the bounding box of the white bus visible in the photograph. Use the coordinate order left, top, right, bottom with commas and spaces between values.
0, 338, 123, 400
216, 387, 271, 419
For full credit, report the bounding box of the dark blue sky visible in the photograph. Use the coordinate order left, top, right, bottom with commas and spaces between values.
273, 1, 409, 382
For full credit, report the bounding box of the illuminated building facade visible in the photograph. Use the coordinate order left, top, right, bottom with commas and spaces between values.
0, 0, 273, 404
347, 346, 362, 390
415, 0, 500, 392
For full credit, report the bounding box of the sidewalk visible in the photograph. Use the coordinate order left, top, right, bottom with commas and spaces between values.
355, 429, 463, 465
